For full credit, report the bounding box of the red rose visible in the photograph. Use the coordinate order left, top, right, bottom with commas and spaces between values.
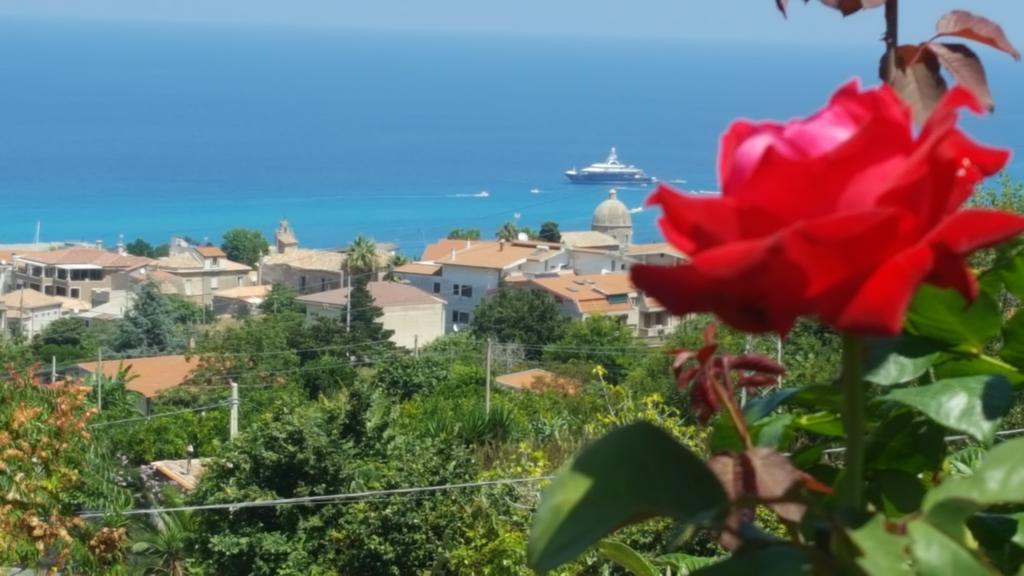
632, 80, 1024, 335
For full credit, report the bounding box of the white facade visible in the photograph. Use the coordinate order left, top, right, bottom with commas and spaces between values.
303, 300, 446, 350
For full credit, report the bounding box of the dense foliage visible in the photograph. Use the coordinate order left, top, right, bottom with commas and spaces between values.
220, 228, 269, 268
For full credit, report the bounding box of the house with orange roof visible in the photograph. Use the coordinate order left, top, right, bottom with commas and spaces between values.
73, 354, 201, 414
0, 288, 67, 338
149, 238, 255, 306
14, 245, 152, 302
394, 239, 568, 332
515, 272, 677, 339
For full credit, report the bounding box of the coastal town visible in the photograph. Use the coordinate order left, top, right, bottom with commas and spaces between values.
0, 189, 682, 351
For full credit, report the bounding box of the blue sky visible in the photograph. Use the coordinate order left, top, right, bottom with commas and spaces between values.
1, 0, 1021, 45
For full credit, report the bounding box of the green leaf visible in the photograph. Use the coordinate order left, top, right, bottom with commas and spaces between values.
934, 357, 1024, 388
598, 540, 659, 576
791, 412, 844, 437
753, 414, 793, 449
908, 520, 997, 575
879, 375, 1013, 443
708, 413, 745, 454
691, 546, 811, 575
654, 553, 720, 574
1001, 311, 1024, 370
866, 411, 947, 475
864, 336, 941, 386
866, 469, 926, 518
743, 388, 799, 422
906, 284, 1001, 352
527, 422, 728, 572
849, 514, 913, 574
925, 438, 1024, 543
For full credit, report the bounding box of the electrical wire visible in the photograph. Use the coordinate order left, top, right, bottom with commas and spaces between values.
87, 402, 232, 429
78, 475, 552, 518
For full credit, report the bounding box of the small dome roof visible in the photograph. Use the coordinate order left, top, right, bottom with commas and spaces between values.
592, 189, 632, 229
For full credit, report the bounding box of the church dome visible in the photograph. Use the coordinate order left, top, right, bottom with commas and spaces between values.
592, 189, 632, 229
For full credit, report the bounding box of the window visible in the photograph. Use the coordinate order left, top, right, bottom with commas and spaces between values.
452, 310, 470, 324
433, 282, 441, 294
452, 283, 460, 295
461, 285, 473, 298
57, 269, 68, 280
31, 266, 42, 277
184, 279, 193, 296
70, 288, 80, 299
44, 286, 54, 296
30, 283, 40, 291
55, 286, 66, 296
211, 277, 219, 289
320, 278, 327, 291
237, 275, 245, 286
607, 294, 628, 305
44, 267, 54, 278
300, 276, 307, 289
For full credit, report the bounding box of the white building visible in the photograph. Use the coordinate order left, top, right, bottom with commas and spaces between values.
393, 239, 568, 332
0, 289, 65, 338
296, 281, 446, 350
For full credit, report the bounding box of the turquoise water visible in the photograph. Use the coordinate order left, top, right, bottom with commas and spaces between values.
1, 20, 1022, 254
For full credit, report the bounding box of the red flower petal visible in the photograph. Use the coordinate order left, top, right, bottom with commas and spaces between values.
834, 245, 934, 335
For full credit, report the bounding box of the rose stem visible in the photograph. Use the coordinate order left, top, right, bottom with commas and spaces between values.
839, 334, 866, 511
712, 365, 754, 452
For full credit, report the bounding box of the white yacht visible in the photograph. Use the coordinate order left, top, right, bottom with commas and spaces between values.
564, 148, 654, 184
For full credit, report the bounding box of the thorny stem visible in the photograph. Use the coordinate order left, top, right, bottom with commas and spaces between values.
884, 0, 898, 50
839, 335, 867, 511
711, 365, 754, 451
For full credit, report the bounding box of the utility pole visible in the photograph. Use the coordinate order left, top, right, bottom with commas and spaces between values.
413, 334, 419, 359
345, 266, 351, 333
485, 338, 493, 416
96, 348, 103, 412
229, 380, 239, 440
50, 356, 56, 384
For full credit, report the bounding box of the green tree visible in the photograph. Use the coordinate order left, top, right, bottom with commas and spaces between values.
538, 221, 561, 243
130, 505, 194, 576
221, 228, 269, 268
125, 237, 156, 258
110, 282, 180, 354
545, 315, 642, 384
447, 228, 481, 240
259, 283, 305, 315
495, 221, 519, 242
347, 277, 395, 356
347, 234, 378, 277
33, 317, 96, 363
471, 288, 568, 358
376, 353, 450, 401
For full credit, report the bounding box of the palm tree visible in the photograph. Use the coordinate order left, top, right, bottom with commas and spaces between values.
346, 235, 378, 279
130, 508, 193, 576
384, 253, 411, 281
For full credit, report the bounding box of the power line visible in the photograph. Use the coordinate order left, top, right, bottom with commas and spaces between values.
78, 476, 552, 518
87, 402, 231, 429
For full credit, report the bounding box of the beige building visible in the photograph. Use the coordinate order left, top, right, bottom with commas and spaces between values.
513, 272, 677, 339
260, 220, 392, 294
14, 247, 152, 302
296, 281, 446, 349
212, 285, 272, 317
1, 289, 66, 338
393, 239, 568, 332
152, 243, 253, 305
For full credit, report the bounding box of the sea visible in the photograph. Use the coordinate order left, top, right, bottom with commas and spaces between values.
1, 19, 1022, 255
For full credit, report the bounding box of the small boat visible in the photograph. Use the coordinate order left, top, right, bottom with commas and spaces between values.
475, 190, 490, 198
628, 206, 644, 214
530, 187, 541, 194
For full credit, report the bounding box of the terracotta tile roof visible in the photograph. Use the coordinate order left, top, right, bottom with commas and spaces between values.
155, 252, 251, 272
195, 246, 226, 258
213, 285, 272, 299
296, 281, 443, 308
393, 262, 442, 276
525, 273, 637, 315
422, 239, 470, 261
495, 368, 579, 394
151, 458, 208, 491
0, 289, 65, 313
56, 297, 92, 312
626, 242, 687, 258
76, 355, 199, 398
16, 247, 152, 269
262, 248, 345, 272
560, 231, 620, 249
0, 250, 16, 264
427, 240, 548, 270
